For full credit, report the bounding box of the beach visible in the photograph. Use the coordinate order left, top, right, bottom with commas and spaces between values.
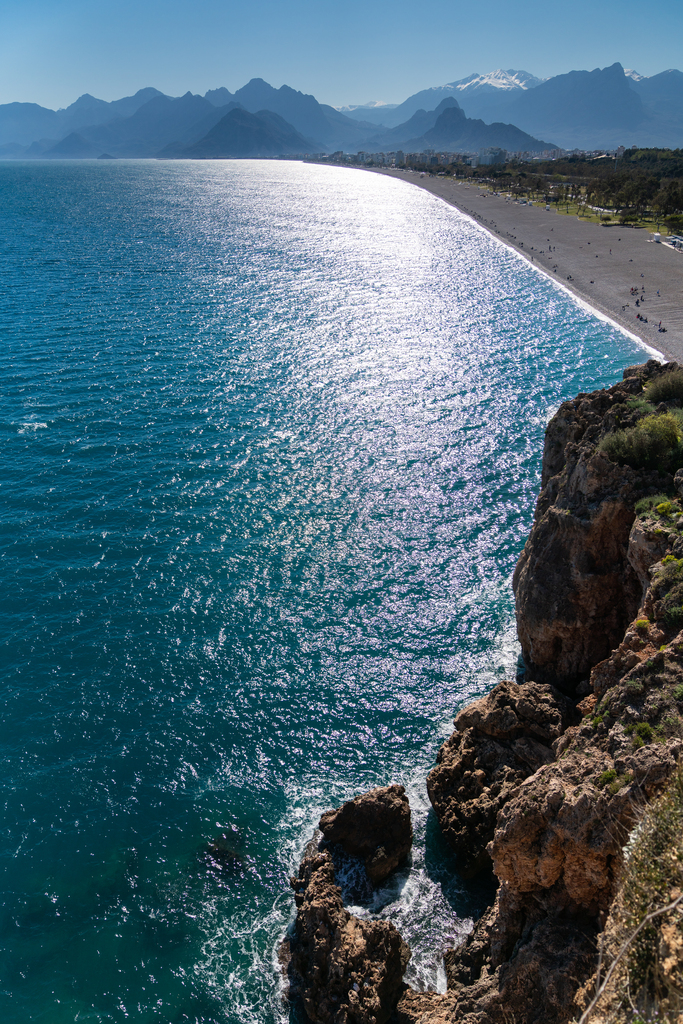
372, 168, 683, 363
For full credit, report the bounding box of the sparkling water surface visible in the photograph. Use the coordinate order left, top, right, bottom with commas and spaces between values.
0, 159, 645, 1023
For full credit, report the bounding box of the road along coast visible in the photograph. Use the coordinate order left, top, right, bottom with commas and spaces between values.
370, 167, 683, 362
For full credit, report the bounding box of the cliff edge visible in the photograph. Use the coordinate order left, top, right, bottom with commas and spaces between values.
287, 360, 683, 1024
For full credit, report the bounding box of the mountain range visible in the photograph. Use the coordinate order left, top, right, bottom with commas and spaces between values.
2, 62, 683, 159
345, 63, 683, 150
0, 78, 551, 160
361, 97, 551, 153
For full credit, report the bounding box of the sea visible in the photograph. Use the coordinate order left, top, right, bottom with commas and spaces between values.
0, 159, 646, 1024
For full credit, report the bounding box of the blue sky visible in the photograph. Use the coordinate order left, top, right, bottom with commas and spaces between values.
1, 0, 682, 109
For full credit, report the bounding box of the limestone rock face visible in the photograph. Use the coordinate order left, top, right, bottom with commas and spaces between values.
318, 784, 412, 885
287, 836, 410, 1024
427, 680, 578, 876
513, 360, 667, 694
490, 658, 683, 915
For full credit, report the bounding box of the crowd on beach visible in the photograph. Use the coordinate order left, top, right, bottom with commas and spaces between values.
463, 195, 672, 337
625, 285, 668, 332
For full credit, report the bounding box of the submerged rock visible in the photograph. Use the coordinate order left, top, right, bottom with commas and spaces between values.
318, 784, 412, 885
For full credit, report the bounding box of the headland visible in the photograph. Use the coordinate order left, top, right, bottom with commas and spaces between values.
285, 359, 683, 1024
370, 167, 683, 363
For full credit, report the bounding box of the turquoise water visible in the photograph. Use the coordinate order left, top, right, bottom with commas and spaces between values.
0, 159, 645, 1023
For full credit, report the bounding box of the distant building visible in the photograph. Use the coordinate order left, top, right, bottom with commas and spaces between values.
395, 151, 405, 165
478, 147, 506, 166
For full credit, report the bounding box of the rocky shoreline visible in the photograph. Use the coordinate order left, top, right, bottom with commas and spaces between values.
283, 359, 683, 1024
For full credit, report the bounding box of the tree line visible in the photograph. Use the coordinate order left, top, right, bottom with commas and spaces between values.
440, 148, 683, 231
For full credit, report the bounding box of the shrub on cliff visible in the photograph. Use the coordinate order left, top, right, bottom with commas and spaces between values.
579, 772, 683, 1022
617, 770, 683, 1016
652, 556, 683, 631
599, 413, 682, 472
646, 369, 683, 404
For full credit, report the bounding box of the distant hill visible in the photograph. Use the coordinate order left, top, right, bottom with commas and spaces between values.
165, 108, 315, 158
402, 105, 553, 153
500, 63, 646, 149
5, 63, 683, 159
204, 87, 235, 107
75, 93, 230, 157
365, 97, 461, 149
43, 132, 101, 158
360, 97, 552, 154
0, 88, 165, 147
222, 79, 377, 151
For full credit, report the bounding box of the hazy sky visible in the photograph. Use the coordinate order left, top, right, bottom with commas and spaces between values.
1, 0, 681, 109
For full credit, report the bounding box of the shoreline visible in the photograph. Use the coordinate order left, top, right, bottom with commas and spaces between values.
368, 167, 683, 363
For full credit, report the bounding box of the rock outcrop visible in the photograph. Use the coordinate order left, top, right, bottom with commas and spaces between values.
319, 784, 412, 885
285, 788, 413, 1023
287, 361, 683, 1024
427, 680, 578, 876
513, 359, 668, 694
286, 835, 410, 1024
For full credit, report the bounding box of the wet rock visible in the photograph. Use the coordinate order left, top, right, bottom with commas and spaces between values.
319, 784, 412, 885
427, 680, 578, 877
393, 988, 458, 1023
287, 835, 410, 1024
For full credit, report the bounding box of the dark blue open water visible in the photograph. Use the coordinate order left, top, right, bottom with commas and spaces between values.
0, 159, 645, 1023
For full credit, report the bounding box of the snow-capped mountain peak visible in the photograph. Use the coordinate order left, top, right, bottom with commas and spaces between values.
447, 69, 544, 92
624, 69, 645, 81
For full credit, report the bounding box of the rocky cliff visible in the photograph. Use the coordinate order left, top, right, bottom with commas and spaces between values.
286, 360, 683, 1024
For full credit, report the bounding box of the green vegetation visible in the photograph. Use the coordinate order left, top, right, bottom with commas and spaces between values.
636, 619, 650, 631
627, 722, 656, 749
646, 369, 683, 404
657, 505, 676, 518
653, 557, 683, 630
635, 494, 673, 515
600, 413, 682, 473
617, 770, 683, 1013
439, 148, 683, 232
627, 397, 656, 415
610, 773, 632, 795
674, 684, 683, 702
598, 768, 617, 786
